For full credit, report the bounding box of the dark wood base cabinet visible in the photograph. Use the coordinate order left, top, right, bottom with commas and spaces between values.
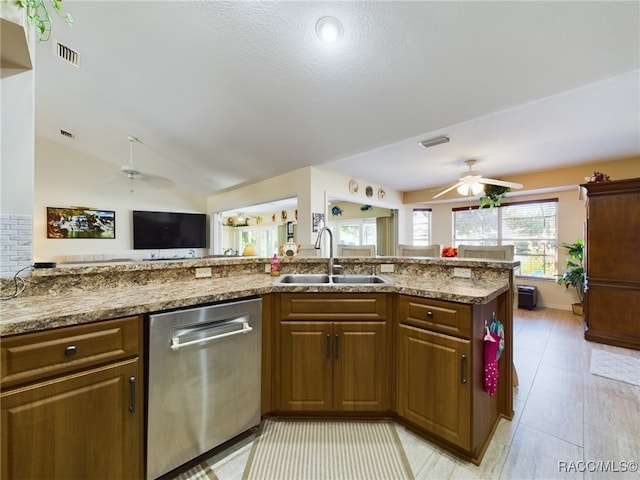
1, 316, 143, 480
396, 295, 504, 464
583, 178, 640, 350
274, 293, 391, 413
268, 291, 513, 465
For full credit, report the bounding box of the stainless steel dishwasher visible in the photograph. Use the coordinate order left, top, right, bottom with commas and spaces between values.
146, 297, 262, 480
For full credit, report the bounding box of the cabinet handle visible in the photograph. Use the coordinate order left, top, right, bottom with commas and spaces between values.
426, 311, 433, 318
129, 376, 136, 413
460, 355, 467, 384
326, 333, 331, 358
64, 345, 77, 356
335, 334, 340, 359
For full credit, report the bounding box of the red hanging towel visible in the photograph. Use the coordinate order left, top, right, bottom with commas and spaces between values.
483, 331, 502, 396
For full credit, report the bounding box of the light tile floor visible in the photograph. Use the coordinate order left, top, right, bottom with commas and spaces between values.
196, 307, 640, 480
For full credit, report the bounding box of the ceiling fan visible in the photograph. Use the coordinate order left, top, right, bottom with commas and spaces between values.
432, 159, 523, 199
121, 135, 174, 193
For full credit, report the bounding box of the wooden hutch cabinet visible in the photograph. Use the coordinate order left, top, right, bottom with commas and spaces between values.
582, 177, 640, 350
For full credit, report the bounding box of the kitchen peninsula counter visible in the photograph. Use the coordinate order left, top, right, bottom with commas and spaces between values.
1, 256, 516, 336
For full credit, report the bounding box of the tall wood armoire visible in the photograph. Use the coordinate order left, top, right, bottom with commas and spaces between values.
582, 177, 640, 350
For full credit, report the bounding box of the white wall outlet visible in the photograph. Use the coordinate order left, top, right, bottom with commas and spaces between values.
380, 263, 395, 273
453, 267, 472, 279
264, 263, 271, 273
195, 267, 212, 278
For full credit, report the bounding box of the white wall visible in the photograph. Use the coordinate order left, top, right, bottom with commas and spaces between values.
207, 166, 404, 249
34, 138, 207, 262
1, 57, 35, 276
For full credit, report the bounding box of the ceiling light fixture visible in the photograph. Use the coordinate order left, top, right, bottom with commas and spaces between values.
419, 135, 450, 149
457, 182, 484, 196
316, 16, 344, 43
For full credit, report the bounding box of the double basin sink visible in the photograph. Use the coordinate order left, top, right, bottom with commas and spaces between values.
275, 273, 392, 285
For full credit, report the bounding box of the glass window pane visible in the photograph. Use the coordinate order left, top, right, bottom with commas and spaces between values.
453, 200, 558, 278
413, 209, 431, 245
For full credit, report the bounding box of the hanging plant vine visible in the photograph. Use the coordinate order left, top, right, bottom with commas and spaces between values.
479, 184, 510, 208
17, 0, 74, 42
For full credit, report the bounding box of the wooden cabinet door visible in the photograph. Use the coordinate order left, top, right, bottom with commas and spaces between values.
333, 322, 388, 411
1, 358, 142, 480
397, 324, 471, 450
279, 322, 333, 411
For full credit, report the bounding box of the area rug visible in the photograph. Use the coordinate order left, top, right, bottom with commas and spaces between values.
242, 418, 415, 480
590, 349, 640, 387
174, 462, 218, 480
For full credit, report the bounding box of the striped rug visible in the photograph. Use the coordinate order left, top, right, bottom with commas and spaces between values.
174, 462, 218, 480
242, 418, 415, 480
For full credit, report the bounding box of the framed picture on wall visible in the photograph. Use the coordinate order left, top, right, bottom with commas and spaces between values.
312, 213, 325, 232
47, 207, 115, 239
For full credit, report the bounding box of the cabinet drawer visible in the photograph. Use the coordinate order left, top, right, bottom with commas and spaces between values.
398, 295, 472, 339
279, 293, 388, 321
1, 316, 141, 388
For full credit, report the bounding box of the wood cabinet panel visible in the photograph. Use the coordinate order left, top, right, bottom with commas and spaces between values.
398, 295, 472, 339
397, 324, 471, 449
333, 322, 388, 411
585, 284, 640, 348
279, 322, 333, 411
275, 293, 390, 412
279, 293, 387, 321
1, 316, 143, 480
1, 359, 142, 480
1, 316, 140, 388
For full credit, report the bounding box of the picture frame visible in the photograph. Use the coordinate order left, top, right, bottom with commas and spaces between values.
47, 207, 115, 239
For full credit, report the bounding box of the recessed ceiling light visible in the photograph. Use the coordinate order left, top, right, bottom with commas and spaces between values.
316, 16, 344, 43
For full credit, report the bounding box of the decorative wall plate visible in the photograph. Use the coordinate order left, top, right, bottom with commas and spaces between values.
378, 188, 386, 200
365, 186, 373, 197
348, 179, 359, 194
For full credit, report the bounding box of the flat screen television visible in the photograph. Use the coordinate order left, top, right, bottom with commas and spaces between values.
132, 210, 207, 250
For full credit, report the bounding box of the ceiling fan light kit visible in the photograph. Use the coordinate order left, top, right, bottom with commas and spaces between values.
433, 159, 523, 199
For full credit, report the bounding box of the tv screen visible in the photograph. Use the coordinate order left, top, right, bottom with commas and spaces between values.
133, 211, 207, 250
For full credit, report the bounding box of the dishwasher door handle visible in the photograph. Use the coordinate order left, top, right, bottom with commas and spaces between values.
171, 322, 253, 351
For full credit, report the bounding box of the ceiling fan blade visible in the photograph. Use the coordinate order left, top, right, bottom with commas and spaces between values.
477, 178, 523, 189
140, 173, 175, 189
433, 181, 465, 198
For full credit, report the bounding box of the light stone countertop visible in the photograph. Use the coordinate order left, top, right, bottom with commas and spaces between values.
0, 272, 510, 336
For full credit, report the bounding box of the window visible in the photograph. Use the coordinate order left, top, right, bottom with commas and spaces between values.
453, 199, 558, 278
329, 218, 376, 246
412, 209, 432, 245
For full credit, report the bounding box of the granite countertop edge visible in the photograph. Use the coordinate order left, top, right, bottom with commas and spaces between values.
1, 274, 510, 336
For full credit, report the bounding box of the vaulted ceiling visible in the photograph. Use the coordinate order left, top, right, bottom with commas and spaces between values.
35, 1, 640, 197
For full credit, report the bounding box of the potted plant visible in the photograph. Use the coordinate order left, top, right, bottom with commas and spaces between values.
557, 239, 585, 315
479, 184, 510, 208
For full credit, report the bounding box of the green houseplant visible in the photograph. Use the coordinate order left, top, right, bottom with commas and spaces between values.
557, 239, 585, 315
479, 184, 510, 208
16, 0, 73, 42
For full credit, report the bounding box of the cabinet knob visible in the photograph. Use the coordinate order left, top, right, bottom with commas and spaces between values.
426, 311, 433, 318
64, 345, 77, 356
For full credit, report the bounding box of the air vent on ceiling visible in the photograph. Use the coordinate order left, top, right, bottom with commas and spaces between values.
54, 41, 80, 67
60, 130, 75, 139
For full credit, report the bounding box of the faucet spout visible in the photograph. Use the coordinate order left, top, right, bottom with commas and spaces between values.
314, 227, 334, 275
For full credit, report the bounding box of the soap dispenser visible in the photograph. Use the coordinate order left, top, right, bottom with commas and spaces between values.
270, 253, 281, 276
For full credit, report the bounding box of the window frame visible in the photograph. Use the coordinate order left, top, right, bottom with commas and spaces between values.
412, 208, 432, 245
452, 198, 559, 279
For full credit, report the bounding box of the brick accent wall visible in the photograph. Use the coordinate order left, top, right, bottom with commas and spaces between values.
0, 214, 33, 278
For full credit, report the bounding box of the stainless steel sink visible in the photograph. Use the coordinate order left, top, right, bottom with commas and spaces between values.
330, 275, 390, 284
275, 274, 331, 284
275, 274, 392, 285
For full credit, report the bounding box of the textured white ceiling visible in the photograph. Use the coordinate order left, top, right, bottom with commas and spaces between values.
34, 1, 640, 196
